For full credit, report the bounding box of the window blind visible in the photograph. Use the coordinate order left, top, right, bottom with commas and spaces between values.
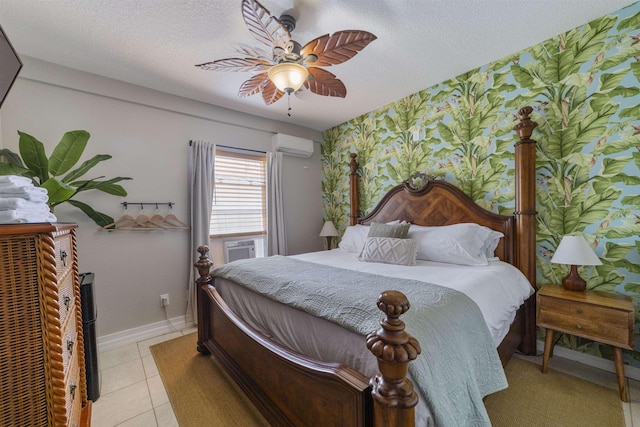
210, 150, 267, 237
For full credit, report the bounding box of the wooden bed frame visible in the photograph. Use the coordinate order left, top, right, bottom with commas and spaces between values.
195, 106, 539, 427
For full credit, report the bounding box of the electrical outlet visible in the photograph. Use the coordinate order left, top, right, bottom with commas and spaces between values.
160, 294, 170, 307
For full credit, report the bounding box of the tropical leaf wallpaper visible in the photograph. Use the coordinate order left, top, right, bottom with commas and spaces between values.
322, 3, 640, 366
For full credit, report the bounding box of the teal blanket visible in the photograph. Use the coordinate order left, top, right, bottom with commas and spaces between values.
213, 256, 507, 426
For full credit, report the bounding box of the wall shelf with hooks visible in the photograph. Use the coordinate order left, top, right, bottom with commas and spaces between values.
121, 202, 175, 210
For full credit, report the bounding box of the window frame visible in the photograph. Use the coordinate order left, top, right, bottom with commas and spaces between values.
209, 148, 267, 239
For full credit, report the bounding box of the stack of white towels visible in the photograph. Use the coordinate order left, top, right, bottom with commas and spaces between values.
0, 175, 57, 224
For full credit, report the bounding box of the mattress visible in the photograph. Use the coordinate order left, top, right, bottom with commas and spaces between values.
213, 249, 534, 426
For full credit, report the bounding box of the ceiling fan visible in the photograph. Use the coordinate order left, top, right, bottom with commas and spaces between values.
196, 0, 377, 107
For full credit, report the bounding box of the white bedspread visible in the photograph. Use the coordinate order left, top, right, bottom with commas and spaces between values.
292, 249, 534, 346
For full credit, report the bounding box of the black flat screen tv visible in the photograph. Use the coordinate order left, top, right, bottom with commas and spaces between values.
0, 24, 22, 109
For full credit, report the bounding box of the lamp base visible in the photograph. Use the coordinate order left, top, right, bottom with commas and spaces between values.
562, 265, 587, 292
325, 236, 332, 250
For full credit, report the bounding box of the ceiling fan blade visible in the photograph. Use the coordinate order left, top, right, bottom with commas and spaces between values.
242, 0, 291, 50
262, 79, 285, 105
238, 73, 269, 97
304, 67, 346, 98
196, 57, 270, 72
301, 30, 377, 66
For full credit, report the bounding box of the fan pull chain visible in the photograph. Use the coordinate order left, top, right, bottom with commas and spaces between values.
287, 93, 292, 117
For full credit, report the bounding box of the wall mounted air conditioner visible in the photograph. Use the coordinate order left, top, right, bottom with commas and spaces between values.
224, 239, 256, 263
272, 133, 314, 158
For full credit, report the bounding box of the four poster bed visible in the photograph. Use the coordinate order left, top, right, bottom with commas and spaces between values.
194, 107, 539, 426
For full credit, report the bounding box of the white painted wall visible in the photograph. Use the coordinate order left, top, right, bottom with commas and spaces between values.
0, 57, 324, 337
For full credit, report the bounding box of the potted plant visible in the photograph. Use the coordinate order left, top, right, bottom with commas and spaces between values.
0, 130, 131, 227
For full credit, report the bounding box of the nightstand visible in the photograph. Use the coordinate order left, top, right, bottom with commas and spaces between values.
537, 285, 634, 402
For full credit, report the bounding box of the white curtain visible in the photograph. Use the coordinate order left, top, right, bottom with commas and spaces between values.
186, 140, 216, 324
267, 151, 287, 255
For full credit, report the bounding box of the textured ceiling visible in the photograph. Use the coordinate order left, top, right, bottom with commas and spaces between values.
0, 0, 635, 131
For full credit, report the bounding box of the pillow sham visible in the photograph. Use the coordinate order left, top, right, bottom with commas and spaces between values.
338, 224, 370, 253
407, 223, 503, 266
359, 237, 418, 266
367, 222, 410, 239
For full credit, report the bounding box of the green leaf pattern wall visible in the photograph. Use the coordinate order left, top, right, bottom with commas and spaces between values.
322, 3, 640, 365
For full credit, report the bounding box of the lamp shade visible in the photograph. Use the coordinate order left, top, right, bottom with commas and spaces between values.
551, 235, 602, 266
268, 62, 308, 93
319, 221, 338, 237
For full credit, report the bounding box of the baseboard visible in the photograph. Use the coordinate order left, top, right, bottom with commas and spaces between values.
97, 315, 194, 353
536, 339, 640, 382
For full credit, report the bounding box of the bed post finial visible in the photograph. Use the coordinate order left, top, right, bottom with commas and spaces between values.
195, 245, 213, 284
195, 245, 214, 354
366, 290, 421, 427
514, 106, 537, 140
349, 153, 360, 226
514, 106, 538, 355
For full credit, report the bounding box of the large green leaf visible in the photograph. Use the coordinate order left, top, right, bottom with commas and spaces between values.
66, 200, 114, 228
62, 154, 112, 183
18, 131, 49, 183
600, 157, 631, 177
41, 177, 76, 205
49, 130, 90, 176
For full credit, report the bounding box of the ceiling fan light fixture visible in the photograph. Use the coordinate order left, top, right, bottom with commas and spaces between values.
268, 62, 308, 93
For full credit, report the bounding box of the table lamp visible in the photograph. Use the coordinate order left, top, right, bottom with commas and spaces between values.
319, 221, 338, 250
550, 235, 602, 291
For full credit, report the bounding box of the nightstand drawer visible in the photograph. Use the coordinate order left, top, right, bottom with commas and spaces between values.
538, 306, 631, 348
539, 295, 630, 329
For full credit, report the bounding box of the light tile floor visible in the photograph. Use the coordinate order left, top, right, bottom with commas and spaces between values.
92, 330, 639, 426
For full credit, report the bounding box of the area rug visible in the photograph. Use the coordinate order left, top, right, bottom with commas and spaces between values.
151, 333, 624, 426
485, 356, 624, 427
150, 333, 269, 426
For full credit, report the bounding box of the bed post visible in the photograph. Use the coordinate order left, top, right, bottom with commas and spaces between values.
349, 153, 360, 226
194, 245, 214, 355
514, 106, 538, 355
367, 290, 421, 427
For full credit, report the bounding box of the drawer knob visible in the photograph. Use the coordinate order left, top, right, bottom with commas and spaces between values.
69, 383, 77, 400
576, 309, 583, 314
576, 324, 583, 329
60, 249, 68, 267
67, 339, 74, 356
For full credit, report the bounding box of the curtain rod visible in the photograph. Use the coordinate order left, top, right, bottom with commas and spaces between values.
188, 140, 266, 155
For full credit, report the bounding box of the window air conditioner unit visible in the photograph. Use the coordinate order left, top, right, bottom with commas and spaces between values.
224, 240, 256, 263
272, 133, 314, 158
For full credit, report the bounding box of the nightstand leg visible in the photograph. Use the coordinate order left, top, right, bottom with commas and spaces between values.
542, 329, 554, 374
613, 347, 629, 402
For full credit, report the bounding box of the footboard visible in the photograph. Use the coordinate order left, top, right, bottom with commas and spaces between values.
194, 246, 420, 427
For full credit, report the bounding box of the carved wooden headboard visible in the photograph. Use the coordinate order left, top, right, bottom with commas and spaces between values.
357, 174, 515, 264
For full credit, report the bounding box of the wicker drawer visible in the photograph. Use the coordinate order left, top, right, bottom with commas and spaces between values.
65, 352, 82, 427
55, 233, 73, 279
58, 272, 75, 327
62, 308, 78, 376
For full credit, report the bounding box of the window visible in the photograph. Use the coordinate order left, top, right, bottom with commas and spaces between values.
210, 149, 267, 238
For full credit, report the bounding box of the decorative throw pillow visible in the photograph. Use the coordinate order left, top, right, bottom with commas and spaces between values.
359, 237, 418, 266
367, 222, 410, 239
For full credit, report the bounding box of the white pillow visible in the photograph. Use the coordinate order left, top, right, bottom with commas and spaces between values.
338, 224, 370, 253
407, 223, 503, 266
359, 237, 418, 266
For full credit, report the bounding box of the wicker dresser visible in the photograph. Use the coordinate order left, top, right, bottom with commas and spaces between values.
0, 223, 91, 426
